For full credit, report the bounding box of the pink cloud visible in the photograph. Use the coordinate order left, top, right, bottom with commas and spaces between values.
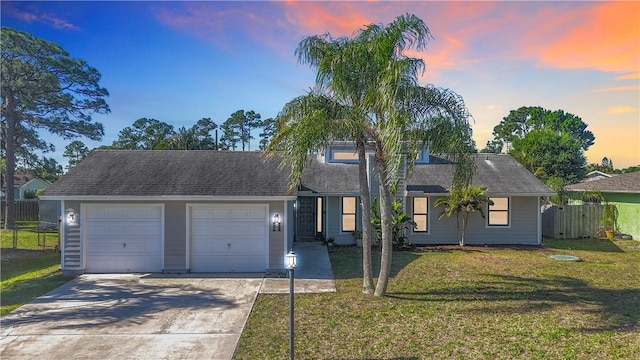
154, 1, 640, 78
616, 72, 640, 81
608, 106, 637, 115
592, 85, 640, 93
525, 2, 640, 73
4, 3, 80, 31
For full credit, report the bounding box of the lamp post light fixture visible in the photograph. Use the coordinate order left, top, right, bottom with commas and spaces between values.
286, 249, 297, 360
272, 213, 281, 232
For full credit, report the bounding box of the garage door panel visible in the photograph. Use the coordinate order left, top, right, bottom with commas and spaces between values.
85, 207, 106, 219
190, 221, 213, 236
228, 255, 264, 272
228, 238, 263, 254
191, 236, 212, 253
105, 207, 126, 219
192, 237, 229, 252
248, 208, 266, 219
85, 223, 108, 237
128, 223, 161, 237
125, 242, 146, 253
249, 224, 266, 237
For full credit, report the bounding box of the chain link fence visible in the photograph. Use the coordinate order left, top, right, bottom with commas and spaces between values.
1, 220, 61, 251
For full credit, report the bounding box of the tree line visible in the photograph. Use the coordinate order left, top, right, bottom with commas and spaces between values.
63, 112, 276, 169
478, 105, 638, 200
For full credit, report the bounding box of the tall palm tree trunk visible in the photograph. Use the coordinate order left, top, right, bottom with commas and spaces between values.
357, 139, 375, 294
374, 161, 393, 296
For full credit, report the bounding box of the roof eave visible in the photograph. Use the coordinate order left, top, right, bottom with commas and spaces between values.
39, 195, 298, 201
566, 189, 639, 194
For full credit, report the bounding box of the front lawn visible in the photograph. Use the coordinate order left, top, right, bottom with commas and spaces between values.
235, 239, 640, 359
1, 223, 70, 316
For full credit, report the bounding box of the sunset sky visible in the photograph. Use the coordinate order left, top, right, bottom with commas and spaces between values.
2, 1, 639, 168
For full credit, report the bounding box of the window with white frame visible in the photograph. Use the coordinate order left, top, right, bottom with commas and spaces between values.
413, 197, 428, 232
342, 197, 357, 232
488, 197, 509, 226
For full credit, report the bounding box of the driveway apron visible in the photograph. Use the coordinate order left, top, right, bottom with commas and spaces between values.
0, 274, 262, 360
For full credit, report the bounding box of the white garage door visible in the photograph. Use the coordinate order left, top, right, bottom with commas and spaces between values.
190, 204, 268, 272
84, 204, 163, 273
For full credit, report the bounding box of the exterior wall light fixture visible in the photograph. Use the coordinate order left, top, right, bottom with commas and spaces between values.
272, 213, 281, 231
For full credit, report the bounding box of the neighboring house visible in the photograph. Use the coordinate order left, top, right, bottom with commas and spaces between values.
41, 146, 554, 275
566, 171, 640, 240
18, 178, 51, 200
582, 170, 613, 183
1, 173, 50, 200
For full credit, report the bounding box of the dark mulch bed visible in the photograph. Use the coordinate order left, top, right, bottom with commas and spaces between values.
414, 244, 548, 252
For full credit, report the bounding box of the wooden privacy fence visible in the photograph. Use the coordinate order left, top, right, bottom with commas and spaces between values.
542, 204, 604, 239
1, 199, 40, 222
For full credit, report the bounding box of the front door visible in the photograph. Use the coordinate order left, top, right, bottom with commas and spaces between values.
297, 197, 316, 241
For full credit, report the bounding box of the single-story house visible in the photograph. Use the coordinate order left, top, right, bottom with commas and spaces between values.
41, 145, 554, 275
0, 173, 50, 200
18, 178, 50, 199
582, 170, 613, 183
566, 171, 640, 239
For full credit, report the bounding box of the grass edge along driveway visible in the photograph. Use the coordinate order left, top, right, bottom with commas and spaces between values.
1, 250, 71, 316
235, 239, 640, 359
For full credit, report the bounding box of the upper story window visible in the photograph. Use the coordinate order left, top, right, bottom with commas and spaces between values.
488, 197, 509, 226
412, 197, 428, 232
325, 143, 429, 164
342, 196, 357, 232
331, 151, 360, 162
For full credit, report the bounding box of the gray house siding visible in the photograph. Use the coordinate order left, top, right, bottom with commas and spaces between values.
266, 201, 286, 270
61, 200, 82, 274
165, 202, 186, 272
407, 196, 541, 245
286, 200, 295, 251
60, 199, 287, 274
324, 195, 361, 245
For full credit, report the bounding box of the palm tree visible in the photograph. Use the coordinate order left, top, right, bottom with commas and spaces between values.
352, 15, 475, 296
434, 185, 491, 246
266, 87, 376, 294
269, 19, 400, 293
268, 13, 475, 296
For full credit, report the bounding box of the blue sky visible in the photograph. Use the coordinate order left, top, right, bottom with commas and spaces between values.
2, 1, 639, 168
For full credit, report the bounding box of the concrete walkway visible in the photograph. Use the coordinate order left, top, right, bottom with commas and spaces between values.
260, 243, 336, 294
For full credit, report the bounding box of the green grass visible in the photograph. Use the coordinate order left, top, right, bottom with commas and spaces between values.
1, 221, 59, 250
235, 239, 640, 359
1, 223, 70, 316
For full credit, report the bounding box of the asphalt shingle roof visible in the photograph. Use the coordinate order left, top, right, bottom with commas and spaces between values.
408, 153, 554, 195
299, 158, 360, 194
43, 150, 293, 197
43, 151, 554, 198
566, 171, 640, 193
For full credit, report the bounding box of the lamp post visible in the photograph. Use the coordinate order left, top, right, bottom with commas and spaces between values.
286, 249, 297, 360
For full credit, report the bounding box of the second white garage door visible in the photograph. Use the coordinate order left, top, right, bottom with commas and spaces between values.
189, 204, 268, 272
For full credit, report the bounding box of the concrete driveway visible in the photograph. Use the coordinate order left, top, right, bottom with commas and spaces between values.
0, 274, 262, 360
